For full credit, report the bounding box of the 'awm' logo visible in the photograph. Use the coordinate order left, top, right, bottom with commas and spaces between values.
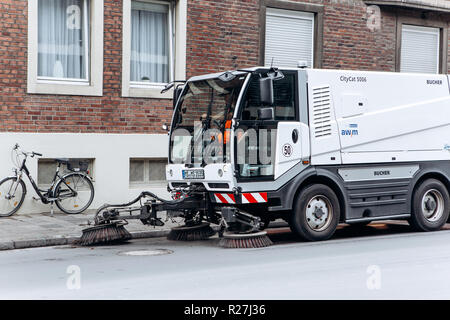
341, 124, 359, 137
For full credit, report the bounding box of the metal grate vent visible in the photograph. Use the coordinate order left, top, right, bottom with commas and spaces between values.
312, 86, 332, 138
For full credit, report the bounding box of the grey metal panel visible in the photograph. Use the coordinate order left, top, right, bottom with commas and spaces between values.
315, 164, 418, 221
350, 198, 407, 208
338, 165, 419, 182
343, 178, 411, 220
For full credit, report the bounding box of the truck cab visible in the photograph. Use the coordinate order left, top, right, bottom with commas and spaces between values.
166, 67, 309, 199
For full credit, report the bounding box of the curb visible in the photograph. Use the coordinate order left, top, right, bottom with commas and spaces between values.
0, 224, 258, 251
0, 229, 173, 251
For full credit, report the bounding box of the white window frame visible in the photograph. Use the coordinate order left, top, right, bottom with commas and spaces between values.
27, 0, 104, 96
122, 0, 187, 99
400, 24, 441, 74
129, 1, 174, 88
265, 8, 315, 68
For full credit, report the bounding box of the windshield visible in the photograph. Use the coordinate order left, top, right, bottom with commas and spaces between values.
170, 74, 247, 165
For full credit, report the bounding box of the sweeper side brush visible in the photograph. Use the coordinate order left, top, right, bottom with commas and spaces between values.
78, 222, 132, 246
167, 222, 216, 241
219, 231, 273, 249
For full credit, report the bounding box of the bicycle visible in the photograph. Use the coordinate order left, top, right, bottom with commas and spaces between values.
0, 144, 95, 217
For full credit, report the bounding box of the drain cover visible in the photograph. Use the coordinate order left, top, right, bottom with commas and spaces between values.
119, 249, 173, 256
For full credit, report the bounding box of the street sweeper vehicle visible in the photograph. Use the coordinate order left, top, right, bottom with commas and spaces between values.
80, 67, 450, 248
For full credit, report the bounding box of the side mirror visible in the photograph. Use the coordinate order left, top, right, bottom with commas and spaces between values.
259, 77, 274, 106
258, 107, 274, 121
173, 86, 183, 109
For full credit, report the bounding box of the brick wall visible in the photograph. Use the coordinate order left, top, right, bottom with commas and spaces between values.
322, 0, 397, 71
0, 0, 173, 134
0, 0, 448, 134
186, 0, 260, 77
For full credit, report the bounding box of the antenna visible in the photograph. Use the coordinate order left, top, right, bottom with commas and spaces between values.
270, 57, 274, 68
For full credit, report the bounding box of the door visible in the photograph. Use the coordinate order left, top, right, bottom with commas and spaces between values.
234, 70, 300, 182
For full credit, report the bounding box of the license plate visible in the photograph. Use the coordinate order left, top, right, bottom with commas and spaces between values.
182, 169, 205, 180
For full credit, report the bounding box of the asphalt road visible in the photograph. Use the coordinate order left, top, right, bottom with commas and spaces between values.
1, 222, 450, 300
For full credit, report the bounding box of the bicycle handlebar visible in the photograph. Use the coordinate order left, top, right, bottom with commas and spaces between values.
12, 144, 43, 158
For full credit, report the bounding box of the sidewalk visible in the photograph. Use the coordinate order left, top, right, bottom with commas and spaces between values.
0, 210, 179, 250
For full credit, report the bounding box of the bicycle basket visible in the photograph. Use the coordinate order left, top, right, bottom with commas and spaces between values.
67, 159, 89, 172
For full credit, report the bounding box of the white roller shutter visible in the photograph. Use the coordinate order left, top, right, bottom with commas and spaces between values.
400, 24, 440, 74
265, 8, 314, 68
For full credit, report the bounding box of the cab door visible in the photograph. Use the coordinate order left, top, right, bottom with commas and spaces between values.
234, 70, 301, 182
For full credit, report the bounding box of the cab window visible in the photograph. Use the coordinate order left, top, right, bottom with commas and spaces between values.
239, 71, 297, 121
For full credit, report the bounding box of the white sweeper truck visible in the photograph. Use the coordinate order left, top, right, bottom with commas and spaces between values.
80, 66, 450, 248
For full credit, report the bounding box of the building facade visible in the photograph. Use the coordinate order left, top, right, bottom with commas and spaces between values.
0, 0, 449, 213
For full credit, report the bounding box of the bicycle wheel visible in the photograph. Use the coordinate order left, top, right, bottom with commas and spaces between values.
54, 173, 94, 214
0, 177, 26, 217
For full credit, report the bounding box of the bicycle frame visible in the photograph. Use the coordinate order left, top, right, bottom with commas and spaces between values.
15, 157, 79, 205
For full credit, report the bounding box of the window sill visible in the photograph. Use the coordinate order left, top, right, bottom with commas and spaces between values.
27, 81, 103, 96
123, 86, 173, 99
130, 181, 167, 189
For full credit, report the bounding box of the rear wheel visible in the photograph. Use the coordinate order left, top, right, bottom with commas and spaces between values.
0, 177, 26, 217
54, 173, 94, 214
289, 184, 340, 241
409, 179, 449, 232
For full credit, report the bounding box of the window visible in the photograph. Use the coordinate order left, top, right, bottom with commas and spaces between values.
131, 1, 171, 85
240, 71, 297, 121
130, 159, 167, 186
27, 0, 103, 96
400, 25, 440, 74
122, 0, 187, 98
38, 0, 89, 82
395, 15, 448, 75
38, 158, 94, 187
265, 8, 314, 68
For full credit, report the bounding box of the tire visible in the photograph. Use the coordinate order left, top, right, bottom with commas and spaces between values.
408, 179, 449, 232
0, 177, 26, 217
54, 173, 94, 214
289, 184, 340, 241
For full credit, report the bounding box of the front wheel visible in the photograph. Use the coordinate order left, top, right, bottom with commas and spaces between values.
0, 177, 26, 217
54, 173, 94, 214
289, 184, 340, 241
